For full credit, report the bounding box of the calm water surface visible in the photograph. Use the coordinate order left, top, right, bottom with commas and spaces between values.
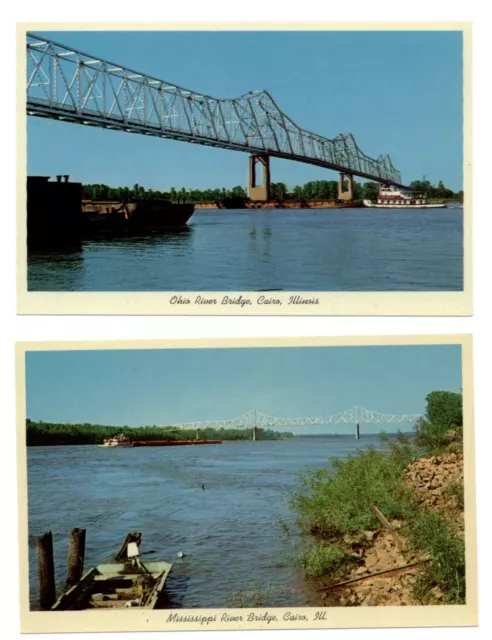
28, 208, 463, 291
27, 435, 387, 609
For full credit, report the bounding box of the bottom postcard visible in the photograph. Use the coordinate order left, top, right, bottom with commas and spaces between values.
16, 335, 477, 632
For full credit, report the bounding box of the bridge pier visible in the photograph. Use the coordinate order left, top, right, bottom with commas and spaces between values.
248, 154, 271, 201
355, 422, 360, 440
338, 172, 355, 201
252, 426, 258, 441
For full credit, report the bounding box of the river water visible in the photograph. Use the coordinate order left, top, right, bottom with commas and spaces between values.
27, 208, 463, 291
27, 435, 388, 609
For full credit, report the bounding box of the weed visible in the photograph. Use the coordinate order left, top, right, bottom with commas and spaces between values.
291, 436, 416, 537
443, 481, 465, 510
299, 544, 356, 579
407, 511, 465, 604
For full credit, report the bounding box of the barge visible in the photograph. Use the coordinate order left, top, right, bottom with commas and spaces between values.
82, 199, 194, 235
99, 433, 222, 447
27, 176, 194, 248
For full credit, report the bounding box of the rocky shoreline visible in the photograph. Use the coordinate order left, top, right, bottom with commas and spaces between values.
308, 450, 464, 607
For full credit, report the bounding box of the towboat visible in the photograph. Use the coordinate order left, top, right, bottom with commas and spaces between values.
363, 185, 446, 209
99, 433, 133, 447
51, 542, 172, 610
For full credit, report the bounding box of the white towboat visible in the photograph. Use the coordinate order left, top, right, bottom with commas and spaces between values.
363, 185, 446, 209
99, 433, 133, 447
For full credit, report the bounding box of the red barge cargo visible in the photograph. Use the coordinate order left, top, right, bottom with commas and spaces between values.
131, 439, 222, 447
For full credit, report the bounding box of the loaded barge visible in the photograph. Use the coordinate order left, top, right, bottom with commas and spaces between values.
99, 433, 222, 447
27, 175, 194, 248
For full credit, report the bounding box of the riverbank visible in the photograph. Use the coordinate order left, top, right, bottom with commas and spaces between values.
194, 200, 361, 210
26, 420, 294, 446
292, 392, 465, 606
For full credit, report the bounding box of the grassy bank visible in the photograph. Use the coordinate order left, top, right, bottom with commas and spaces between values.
291, 391, 465, 605
26, 419, 294, 445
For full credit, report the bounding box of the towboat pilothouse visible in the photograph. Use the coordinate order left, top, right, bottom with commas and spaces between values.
363, 185, 446, 209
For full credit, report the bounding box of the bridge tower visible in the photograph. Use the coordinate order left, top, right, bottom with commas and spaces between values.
248, 155, 271, 201
252, 409, 258, 441
338, 172, 355, 202
355, 422, 360, 440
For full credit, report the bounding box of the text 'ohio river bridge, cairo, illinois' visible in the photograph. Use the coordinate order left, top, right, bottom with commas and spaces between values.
26, 32, 410, 201
171, 406, 423, 440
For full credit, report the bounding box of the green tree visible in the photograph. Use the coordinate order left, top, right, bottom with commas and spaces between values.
414, 390, 463, 452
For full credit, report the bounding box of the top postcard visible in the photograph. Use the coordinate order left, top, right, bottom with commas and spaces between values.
17, 22, 472, 315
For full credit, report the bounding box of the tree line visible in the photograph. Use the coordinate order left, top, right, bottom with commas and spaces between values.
82, 179, 462, 204
25, 419, 293, 445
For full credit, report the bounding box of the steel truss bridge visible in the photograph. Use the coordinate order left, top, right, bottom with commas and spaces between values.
26, 33, 405, 187
172, 406, 422, 440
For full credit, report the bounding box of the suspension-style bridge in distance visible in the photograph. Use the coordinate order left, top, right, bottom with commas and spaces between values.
171, 406, 423, 441
26, 32, 410, 202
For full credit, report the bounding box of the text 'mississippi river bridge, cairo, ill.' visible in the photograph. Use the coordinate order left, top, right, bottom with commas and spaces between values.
26, 32, 409, 201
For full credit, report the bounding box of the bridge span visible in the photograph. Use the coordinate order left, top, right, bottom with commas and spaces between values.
26, 33, 408, 201
171, 406, 422, 441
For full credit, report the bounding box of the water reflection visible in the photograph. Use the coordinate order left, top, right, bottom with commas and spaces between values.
27, 208, 463, 292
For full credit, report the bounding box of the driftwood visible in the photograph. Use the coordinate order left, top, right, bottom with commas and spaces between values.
370, 505, 407, 551
115, 532, 142, 562
316, 559, 430, 593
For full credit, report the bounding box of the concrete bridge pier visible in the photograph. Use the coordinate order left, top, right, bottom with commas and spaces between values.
338, 172, 355, 201
248, 154, 271, 201
355, 422, 360, 440
252, 426, 258, 441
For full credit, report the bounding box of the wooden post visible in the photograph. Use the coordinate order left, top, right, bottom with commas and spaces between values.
370, 505, 407, 551
37, 531, 56, 610
66, 528, 86, 588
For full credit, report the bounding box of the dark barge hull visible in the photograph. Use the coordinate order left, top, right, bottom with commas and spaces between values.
27, 177, 194, 248
83, 201, 194, 236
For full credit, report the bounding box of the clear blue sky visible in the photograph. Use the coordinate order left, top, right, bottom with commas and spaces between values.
26, 344, 462, 434
27, 30, 463, 191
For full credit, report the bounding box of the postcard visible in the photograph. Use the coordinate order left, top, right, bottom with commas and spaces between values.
17, 22, 472, 315
16, 335, 477, 632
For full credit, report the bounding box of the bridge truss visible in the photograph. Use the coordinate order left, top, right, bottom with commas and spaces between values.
26, 33, 404, 186
172, 406, 422, 432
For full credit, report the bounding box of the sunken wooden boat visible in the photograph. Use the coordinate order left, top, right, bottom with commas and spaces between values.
51, 537, 172, 611
51, 560, 172, 610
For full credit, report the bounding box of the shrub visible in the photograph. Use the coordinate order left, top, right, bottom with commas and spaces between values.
291, 436, 416, 537
299, 544, 355, 579
407, 511, 466, 604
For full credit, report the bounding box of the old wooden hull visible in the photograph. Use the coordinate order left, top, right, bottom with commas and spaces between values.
51, 561, 172, 610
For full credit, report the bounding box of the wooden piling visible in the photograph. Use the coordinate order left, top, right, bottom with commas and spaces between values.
37, 531, 56, 610
66, 527, 86, 588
